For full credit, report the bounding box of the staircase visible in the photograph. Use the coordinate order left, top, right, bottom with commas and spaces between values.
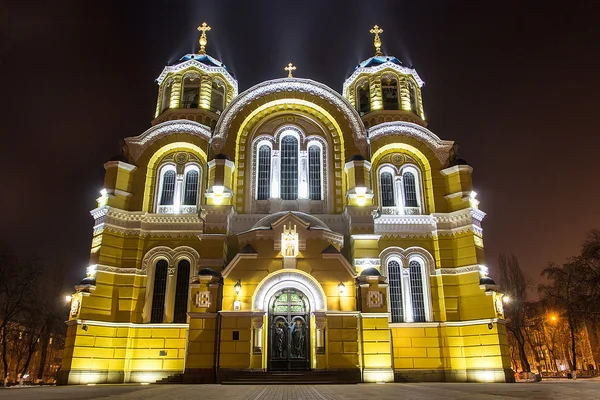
220, 370, 360, 385
155, 373, 184, 384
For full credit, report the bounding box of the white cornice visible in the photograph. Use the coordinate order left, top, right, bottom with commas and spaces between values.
156, 55, 238, 94
124, 120, 212, 161
103, 161, 137, 171
440, 164, 473, 176
343, 61, 424, 94
212, 78, 368, 154
368, 121, 454, 164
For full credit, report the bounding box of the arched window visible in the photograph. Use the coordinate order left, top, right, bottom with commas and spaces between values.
161, 81, 172, 112
281, 135, 298, 200
211, 79, 225, 112
357, 81, 371, 114
387, 259, 404, 323
382, 78, 399, 110
308, 145, 322, 201
402, 171, 418, 208
380, 171, 395, 207
257, 144, 271, 200
409, 260, 426, 322
409, 81, 419, 113
183, 169, 199, 205
173, 260, 190, 323
150, 260, 168, 323
159, 170, 176, 206
182, 74, 200, 108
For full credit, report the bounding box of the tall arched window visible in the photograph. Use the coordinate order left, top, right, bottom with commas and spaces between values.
150, 260, 168, 323
382, 78, 399, 110
308, 145, 322, 201
409, 81, 419, 113
257, 145, 271, 200
183, 169, 199, 205
159, 170, 176, 205
182, 74, 200, 108
173, 260, 190, 323
357, 81, 371, 114
281, 135, 298, 200
409, 260, 426, 322
388, 260, 404, 323
402, 171, 418, 208
161, 81, 172, 112
380, 171, 395, 207
211, 79, 225, 112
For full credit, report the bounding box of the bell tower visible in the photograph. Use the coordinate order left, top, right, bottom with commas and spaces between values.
343, 25, 426, 129
152, 22, 238, 129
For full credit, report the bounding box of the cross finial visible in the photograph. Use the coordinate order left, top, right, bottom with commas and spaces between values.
197, 22, 211, 54
370, 25, 384, 56
284, 63, 296, 78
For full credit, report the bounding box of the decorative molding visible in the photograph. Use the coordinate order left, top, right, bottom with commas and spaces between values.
368, 121, 454, 164
343, 60, 425, 94
156, 54, 238, 93
125, 120, 212, 161
74, 319, 189, 329
253, 270, 326, 312
354, 258, 381, 268
212, 78, 368, 153
440, 164, 474, 176
141, 245, 201, 275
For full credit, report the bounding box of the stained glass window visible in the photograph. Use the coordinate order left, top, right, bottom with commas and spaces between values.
308, 145, 321, 201
257, 145, 271, 200
151, 260, 168, 323
380, 172, 395, 207
388, 260, 404, 323
281, 136, 298, 200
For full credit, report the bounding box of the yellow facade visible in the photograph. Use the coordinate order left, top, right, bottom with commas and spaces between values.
59, 26, 513, 385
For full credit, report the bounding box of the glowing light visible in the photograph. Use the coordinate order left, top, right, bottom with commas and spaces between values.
338, 281, 345, 294
469, 190, 480, 209
503, 296, 510, 303
65, 295, 72, 302
212, 185, 225, 205
281, 223, 299, 258
96, 189, 109, 208
549, 314, 558, 322
140, 382, 150, 385
234, 279, 242, 295
233, 299, 241, 311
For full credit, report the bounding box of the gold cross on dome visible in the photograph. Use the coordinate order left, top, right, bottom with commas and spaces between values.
284, 63, 296, 78
197, 22, 211, 54
370, 25, 384, 56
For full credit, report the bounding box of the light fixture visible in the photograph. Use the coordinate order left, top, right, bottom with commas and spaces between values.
503, 295, 510, 304
234, 279, 242, 295
338, 281, 345, 295
65, 295, 72, 302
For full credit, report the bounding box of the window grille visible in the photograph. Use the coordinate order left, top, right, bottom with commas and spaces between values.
308, 145, 322, 200
257, 145, 271, 200
160, 170, 176, 205
403, 172, 418, 208
150, 260, 168, 323
388, 260, 404, 323
173, 260, 190, 323
183, 170, 199, 205
380, 172, 395, 207
281, 136, 298, 200
409, 260, 426, 322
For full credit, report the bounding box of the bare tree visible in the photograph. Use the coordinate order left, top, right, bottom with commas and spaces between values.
498, 253, 531, 373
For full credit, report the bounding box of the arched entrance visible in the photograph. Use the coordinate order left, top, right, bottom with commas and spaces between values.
268, 288, 310, 371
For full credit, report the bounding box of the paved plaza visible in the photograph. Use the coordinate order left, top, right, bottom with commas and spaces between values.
1, 381, 599, 400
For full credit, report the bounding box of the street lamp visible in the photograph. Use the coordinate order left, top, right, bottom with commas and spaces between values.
234, 279, 242, 295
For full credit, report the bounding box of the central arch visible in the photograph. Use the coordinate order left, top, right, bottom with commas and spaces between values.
252, 270, 326, 312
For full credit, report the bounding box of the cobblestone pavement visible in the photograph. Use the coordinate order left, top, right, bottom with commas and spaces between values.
1, 381, 599, 400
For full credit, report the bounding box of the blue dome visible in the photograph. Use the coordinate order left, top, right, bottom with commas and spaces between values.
170, 54, 235, 78
356, 55, 403, 69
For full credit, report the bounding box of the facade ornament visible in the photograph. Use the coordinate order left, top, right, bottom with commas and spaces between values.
197, 22, 211, 55
370, 25, 384, 56
285, 63, 296, 78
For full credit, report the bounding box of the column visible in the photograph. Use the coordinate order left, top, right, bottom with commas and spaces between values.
315, 314, 326, 354
253, 314, 265, 354
170, 76, 182, 109
299, 150, 308, 199
200, 75, 212, 110
270, 150, 280, 198
174, 174, 184, 213
394, 176, 404, 215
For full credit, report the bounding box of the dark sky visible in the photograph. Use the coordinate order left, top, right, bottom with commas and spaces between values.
1, 1, 599, 294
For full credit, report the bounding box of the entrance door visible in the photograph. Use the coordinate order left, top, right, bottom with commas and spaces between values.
268, 288, 310, 371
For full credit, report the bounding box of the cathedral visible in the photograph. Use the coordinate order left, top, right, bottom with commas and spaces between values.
59, 24, 513, 384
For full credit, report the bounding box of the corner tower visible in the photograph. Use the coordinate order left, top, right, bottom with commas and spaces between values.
343, 26, 425, 128
153, 23, 238, 129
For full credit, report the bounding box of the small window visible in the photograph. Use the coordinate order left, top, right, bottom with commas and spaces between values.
257, 145, 271, 200
357, 81, 371, 114
388, 260, 403, 323
151, 260, 168, 323
308, 145, 322, 201
402, 172, 418, 208
380, 172, 395, 207
281, 135, 298, 200
160, 170, 176, 205
183, 170, 199, 205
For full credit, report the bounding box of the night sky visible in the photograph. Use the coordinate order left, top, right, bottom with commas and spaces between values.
1, 1, 599, 293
